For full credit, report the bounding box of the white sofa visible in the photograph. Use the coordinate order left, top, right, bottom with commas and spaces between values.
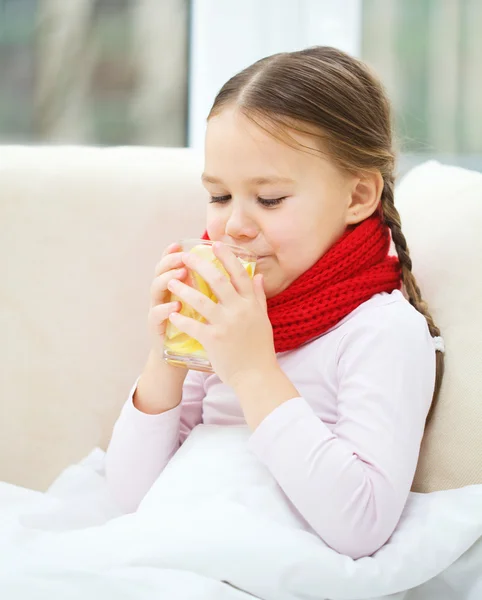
1, 146, 481, 494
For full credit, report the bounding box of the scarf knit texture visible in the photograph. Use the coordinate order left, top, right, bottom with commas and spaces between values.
202, 213, 401, 353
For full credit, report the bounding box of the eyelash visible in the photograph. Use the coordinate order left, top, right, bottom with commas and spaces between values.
209, 195, 286, 208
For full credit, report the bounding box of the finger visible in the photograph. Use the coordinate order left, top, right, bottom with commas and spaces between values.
154, 250, 184, 277
167, 278, 218, 323
168, 311, 207, 344
162, 242, 181, 258
254, 273, 268, 313
148, 301, 181, 333
181, 251, 238, 305
212, 242, 254, 297
150, 268, 187, 305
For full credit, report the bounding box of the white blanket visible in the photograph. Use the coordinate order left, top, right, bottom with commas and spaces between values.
1, 425, 482, 600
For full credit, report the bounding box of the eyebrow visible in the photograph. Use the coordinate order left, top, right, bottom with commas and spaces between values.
201, 174, 295, 185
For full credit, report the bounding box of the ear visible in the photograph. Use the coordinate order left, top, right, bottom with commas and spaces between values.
345, 171, 384, 225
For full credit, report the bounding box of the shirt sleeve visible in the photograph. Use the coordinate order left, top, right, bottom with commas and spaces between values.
105, 369, 205, 512
248, 306, 436, 559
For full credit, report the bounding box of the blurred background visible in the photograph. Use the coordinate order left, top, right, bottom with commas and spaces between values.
0, 0, 481, 172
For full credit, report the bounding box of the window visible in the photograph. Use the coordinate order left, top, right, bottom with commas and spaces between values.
189, 0, 482, 172
0, 0, 189, 145
2, 0, 480, 171
362, 0, 482, 172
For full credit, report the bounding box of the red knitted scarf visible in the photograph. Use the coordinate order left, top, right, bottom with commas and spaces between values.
203, 213, 401, 353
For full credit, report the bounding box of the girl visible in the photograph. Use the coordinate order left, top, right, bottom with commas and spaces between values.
106, 46, 444, 559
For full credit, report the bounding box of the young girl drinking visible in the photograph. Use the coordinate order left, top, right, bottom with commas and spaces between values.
106, 46, 444, 559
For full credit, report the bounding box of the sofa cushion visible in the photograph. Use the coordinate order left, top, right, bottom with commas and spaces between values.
396, 161, 482, 492
0, 146, 206, 490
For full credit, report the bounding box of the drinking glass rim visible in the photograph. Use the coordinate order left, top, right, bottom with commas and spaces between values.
178, 238, 258, 261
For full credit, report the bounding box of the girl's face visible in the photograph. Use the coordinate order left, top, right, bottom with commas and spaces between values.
203, 108, 357, 298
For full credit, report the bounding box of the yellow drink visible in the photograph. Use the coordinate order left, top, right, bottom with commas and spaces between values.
163, 240, 256, 372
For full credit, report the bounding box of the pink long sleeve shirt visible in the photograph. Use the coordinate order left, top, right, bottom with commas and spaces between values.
106, 290, 436, 559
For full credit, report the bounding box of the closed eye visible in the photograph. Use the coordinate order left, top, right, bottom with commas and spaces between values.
258, 197, 286, 207
209, 195, 287, 208
209, 195, 231, 204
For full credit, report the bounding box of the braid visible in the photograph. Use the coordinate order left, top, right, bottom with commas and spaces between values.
381, 176, 445, 413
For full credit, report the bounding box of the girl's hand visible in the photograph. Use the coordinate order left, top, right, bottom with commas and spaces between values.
148, 242, 187, 360
167, 242, 277, 387
132, 243, 189, 417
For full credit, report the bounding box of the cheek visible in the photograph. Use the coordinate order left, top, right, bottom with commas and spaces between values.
205, 207, 225, 239
264, 223, 311, 278
265, 210, 316, 256
269, 211, 343, 275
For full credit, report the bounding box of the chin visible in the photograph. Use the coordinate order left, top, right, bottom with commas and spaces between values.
261, 278, 285, 300
255, 264, 290, 299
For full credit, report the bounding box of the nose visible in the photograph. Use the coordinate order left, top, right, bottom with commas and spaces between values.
224, 201, 258, 241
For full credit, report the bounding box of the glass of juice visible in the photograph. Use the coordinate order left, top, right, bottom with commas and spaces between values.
163, 239, 257, 372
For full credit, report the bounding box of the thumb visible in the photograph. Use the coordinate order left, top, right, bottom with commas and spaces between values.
254, 273, 267, 312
